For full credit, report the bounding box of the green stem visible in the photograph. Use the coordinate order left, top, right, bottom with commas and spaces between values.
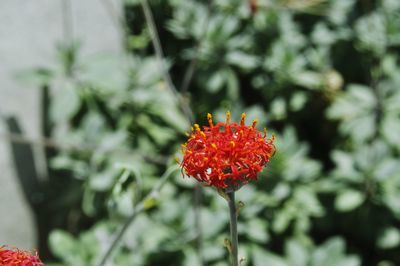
227, 191, 239, 266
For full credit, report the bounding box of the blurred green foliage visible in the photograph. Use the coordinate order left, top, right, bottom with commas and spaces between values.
20, 0, 400, 265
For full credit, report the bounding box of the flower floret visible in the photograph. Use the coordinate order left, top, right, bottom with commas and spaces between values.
181, 112, 275, 189
0, 246, 43, 266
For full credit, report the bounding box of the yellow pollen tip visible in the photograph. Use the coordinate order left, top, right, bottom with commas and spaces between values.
240, 113, 246, 125
226, 111, 231, 124
194, 124, 200, 131
207, 113, 214, 127
203, 157, 209, 161
230, 141, 235, 147
252, 119, 258, 128
211, 143, 217, 149
200, 131, 206, 137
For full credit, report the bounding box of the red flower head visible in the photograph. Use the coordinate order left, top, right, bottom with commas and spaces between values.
181, 112, 275, 190
0, 246, 43, 266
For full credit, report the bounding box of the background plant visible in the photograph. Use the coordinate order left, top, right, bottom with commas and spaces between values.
12, 0, 400, 265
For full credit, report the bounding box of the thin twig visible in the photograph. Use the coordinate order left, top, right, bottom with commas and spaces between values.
97, 166, 179, 266
97, 202, 144, 266
140, 0, 194, 123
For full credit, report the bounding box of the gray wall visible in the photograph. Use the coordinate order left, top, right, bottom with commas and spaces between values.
0, 0, 121, 249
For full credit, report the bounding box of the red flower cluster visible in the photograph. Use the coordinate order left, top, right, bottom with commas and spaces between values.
0, 246, 43, 266
181, 112, 275, 190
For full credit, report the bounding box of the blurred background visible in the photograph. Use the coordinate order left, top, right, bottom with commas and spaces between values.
1, 0, 400, 265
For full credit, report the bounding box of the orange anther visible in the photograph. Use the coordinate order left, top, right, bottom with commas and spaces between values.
252, 119, 258, 128
207, 113, 214, 127
240, 113, 246, 126
226, 111, 231, 124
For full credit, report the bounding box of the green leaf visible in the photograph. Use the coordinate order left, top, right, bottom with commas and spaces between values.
245, 219, 269, 244
327, 84, 377, 142
381, 115, 400, 150
143, 196, 159, 210
252, 247, 287, 266
15, 67, 53, 86
312, 23, 337, 46
293, 71, 323, 90
50, 82, 81, 122
294, 188, 324, 216
272, 209, 291, 233
355, 12, 387, 55
270, 98, 287, 120
203, 244, 225, 261
378, 227, 400, 249
183, 248, 202, 266
378, 261, 397, 266
89, 169, 117, 191
226, 68, 240, 100
285, 239, 309, 266
383, 0, 400, 11
311, 237, 360, 266
80, 53, 128, 91
311, 238, 342, 265
290, 92, 308, 111
225, 51, 258, 71
49, 230, 88, 266
207, 71, 225, 93
328, 0, 356, 25
335, 190, 365, 212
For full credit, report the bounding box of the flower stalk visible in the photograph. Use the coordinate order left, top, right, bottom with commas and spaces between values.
227, 191, 239, 266
180, 112, 276, 266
